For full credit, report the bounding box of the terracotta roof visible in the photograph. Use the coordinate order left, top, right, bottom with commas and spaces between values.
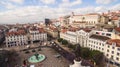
90, 34, 110, 41
107, 39, 120, 47
83, 28, 91, 32
49, 26, 58, 32
61, 29, 67, 33
68, 27, 79, 32
115, 27, 120, 32
7, 30, 26, 36
74, 15, 83, 16
85, 13, 99, 15
38, 28, 45, 33
111, 16, 119, 20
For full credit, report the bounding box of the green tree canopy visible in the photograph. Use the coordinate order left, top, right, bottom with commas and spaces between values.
74, 44, 81, 57
68, 43, 76, 50
62, 40, 68, 45
57, 38, 63, 42
81, 47, 91, 59
90, 50, 104, 65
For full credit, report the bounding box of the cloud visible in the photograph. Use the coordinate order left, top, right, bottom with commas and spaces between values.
0, 0, 24, 9
110, 4, 120, 10
59, 0, 82, 8
0, 6, 71, 24
8, 0, 24, 4
0, 1, 16, 9
0, 3, 120, 24
96, 0, 117, 4
40, 0, 56, 4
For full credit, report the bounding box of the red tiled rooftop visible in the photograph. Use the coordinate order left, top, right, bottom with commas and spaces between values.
107, 39, 120, 47
111, 16, 119, 20
74, 14, 83, 16
85, 13, 99, 15
61, 29, 67, 33
68, 27, 79, 32
83, 28, 91, 32
115, 27, 120, 32
7, 30, 26, 36
49, 26, 58, 32
38, 28, 45, 33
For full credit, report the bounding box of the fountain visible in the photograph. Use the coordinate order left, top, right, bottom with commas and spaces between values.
28, 53, 46, 63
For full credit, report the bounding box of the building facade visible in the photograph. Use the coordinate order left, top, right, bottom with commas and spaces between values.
29, 28, 47, 43
5, 30, 28, 47
104, 39, 120, 65
69, 13, 100, 28
60, 29, 120, 66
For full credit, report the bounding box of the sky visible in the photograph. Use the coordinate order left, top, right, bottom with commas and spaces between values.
0, 0, 120, 24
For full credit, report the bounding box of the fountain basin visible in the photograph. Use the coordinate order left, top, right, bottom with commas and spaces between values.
28, 54, 45, 63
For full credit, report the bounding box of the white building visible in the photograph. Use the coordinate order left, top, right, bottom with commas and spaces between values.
29, 28, 47, 43
88, 34, 110, 52
60, 29, 78, 44
104, 39, 120, 65
5, 30, 28, 47
77, 29, 92, 47
69, 13, 100, 28
60, 28, 120, 66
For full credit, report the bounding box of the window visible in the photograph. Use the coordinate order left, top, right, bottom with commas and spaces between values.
96, 32, 99, 34
106, 33, 111, 36
96, 46, 98, 48
102, 33, 105, 35
111, 55, 113, 59
99, 47, 101, 49
102, 44, 104, 46
116, 57, 119, 61
117, 48, 120, 51
108, 45, 110, 48
112, 47, 115, 49
112, 51, 114, 54
89, 40, 91, 42
117, 53, 119, 56
106, 54, 109, 56
91, 41, 93, 43
107, 49, 109, 52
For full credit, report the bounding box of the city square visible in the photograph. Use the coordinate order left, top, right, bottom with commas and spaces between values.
4, 43, 70, 67
0, 0, 120, 67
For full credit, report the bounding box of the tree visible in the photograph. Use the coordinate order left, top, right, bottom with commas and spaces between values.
81, 47, 91, 59
57, 38, 63, 42
62, 40, 68, 45
74, 44, 81, 57
68, 43, 76, 50
90, 50, 104, 65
